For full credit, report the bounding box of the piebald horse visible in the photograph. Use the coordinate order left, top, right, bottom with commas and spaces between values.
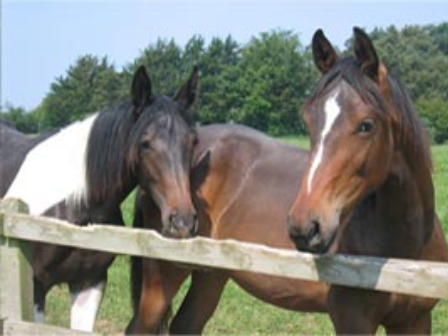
1, 66, 199, 331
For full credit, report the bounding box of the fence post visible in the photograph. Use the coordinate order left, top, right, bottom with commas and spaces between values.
0, 199, 34, 323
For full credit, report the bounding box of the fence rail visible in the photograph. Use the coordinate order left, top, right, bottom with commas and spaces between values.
1, 198, 448, 335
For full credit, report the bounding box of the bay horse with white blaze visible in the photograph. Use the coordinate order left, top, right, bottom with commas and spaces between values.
287, 28, 448, 334
126, 124, 329, 334
0, 66, 198, 331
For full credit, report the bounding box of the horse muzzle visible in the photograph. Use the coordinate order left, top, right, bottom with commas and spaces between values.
162, 209, 198, 239
287, 213, 336, 254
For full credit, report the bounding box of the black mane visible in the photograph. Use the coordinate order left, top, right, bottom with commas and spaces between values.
85, 101, 137, 204
85, 95, 190, 204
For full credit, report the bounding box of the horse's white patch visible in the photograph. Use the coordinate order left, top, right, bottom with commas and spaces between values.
34, 304, 44, 323
307, 92, 341, 193
5, 114, 98, 215
70, 281, 105, 332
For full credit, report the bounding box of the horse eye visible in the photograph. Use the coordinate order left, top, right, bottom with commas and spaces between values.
357, 119, 375, 134
140, 140, 151, 151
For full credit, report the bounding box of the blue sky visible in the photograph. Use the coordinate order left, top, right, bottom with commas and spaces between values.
2, 1, 448, 110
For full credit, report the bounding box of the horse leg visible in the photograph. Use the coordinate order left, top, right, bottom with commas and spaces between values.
32, 242, 70, 323
69, 280, 106, 331
126, 255, 173, 334
328, 286, 382, 335
384, 312, 431, 335
128, 259, 190, 334
170, 270, 228, 334
33, 278, 47, 323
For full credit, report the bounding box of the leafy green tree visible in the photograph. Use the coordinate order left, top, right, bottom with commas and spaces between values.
429, 22, 448, 55
89, 58, 125, 112
38, 55, 122, 130
198, 36, 242, 124
428, 23, 448, 103
0, 104, 38, 133
23, 23, 448, 138
125, 39, 182, 96
235, 30, 315, 135
181, 35, 206, 75
418, 95, 448, 144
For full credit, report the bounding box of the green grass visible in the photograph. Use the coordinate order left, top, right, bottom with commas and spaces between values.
279, 135, 311, 149
44, 140, 448, 334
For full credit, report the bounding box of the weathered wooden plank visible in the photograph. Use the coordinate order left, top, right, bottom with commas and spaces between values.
1, 211, 448, 300
0, 199, 28, 241
0, 199, 29, 214
0, 318, 99, 336
0, 202, 33, 322
0, 246, 34, 322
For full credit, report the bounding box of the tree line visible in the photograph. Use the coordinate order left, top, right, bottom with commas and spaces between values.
2, 23, 448, 143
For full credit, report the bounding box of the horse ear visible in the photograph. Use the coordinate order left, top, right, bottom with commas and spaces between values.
353, 27, 380, 81
174, 66, 199, 111
353, 27, 390, 96
312, 29, 338, 74
131, 66, 153, 110
377, 62, 391, 97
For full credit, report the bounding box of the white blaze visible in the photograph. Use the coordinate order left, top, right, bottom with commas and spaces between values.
5, 114, 98, 215
307, 92, 341, 193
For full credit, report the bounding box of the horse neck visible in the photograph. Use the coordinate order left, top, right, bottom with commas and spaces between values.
371, 149, 434, 258
85, 108, 137, 214
81, 170, 136, 227
86, 161, 137, 211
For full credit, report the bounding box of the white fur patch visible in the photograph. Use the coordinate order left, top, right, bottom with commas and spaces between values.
70, 281, 105, 332
5, 114, 98, 215
307, 92, 340, 193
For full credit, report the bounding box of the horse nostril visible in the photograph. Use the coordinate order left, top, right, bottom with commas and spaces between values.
287, 214, 325, 253
169, 210, 179, 225
307, 220, 321, 243
288, 227, 300, 243
191, 212, 198, 234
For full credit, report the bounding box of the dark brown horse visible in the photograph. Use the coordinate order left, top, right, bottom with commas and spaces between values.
1, 66, 198, 331
126, 124, 329, 334
287, 28, 448, 334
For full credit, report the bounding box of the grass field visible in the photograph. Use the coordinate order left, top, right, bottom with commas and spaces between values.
44, 138, 448, 334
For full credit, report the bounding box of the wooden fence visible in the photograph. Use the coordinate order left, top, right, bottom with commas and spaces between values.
1, 198, 448, 334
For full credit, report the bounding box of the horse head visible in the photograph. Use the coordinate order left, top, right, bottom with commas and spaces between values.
128, 66, 199, 238
287, 28, 404, 253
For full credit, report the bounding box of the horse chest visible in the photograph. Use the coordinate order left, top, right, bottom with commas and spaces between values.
341, 198, 426, 259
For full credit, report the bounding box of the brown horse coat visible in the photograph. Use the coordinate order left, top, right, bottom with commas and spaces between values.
127, 124, 328, 334
287, 28, 448, 334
